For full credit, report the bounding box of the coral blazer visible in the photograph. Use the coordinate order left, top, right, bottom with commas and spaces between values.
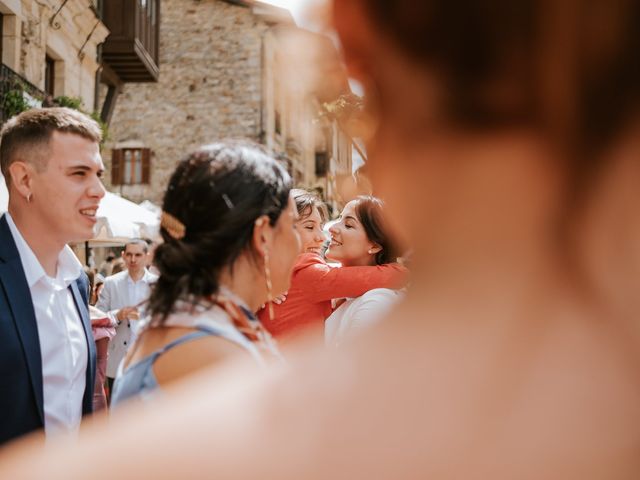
258, 253, 408, 342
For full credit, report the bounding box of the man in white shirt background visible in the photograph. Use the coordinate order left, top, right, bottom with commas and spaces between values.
0, 108, 105, 445
96, 239, 157, 393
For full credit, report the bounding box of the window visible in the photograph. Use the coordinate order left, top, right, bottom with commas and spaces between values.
275, 110, 282, 136
315, 151, 329, 177
45, 55, 55, 96
111, 148, 151, 185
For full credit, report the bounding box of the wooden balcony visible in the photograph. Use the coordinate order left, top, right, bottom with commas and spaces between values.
101, 0, 160, 82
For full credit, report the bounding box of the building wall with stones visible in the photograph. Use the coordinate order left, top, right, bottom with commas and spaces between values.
104, 0, 351, 206
104, 0, 270, 203
0, 0, 108, 109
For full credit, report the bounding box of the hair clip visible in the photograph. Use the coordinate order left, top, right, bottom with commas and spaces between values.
221, 193, 234, 210
161, 211, 186, 240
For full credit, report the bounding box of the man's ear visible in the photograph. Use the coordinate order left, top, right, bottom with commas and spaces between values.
252, 215, 273, 257
7, 160, 34, 200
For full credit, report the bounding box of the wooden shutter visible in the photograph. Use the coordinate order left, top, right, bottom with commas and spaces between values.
111, 148, 123, 185
141, 148, 151, 184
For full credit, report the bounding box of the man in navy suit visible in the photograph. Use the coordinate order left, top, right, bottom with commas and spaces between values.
0, 108, 105, 445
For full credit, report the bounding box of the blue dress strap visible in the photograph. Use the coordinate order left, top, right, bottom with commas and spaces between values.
152, 329, 212, 357
111, 325, 248, 408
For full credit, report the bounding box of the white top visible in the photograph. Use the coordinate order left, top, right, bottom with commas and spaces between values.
325, 288, 401, 348
6, 213, 87, 437
96, 269, 157, 378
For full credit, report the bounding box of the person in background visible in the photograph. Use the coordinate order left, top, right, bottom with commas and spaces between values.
84, 268, 116, 412
92, 273, 105, 306
324, 196, 403, 347
96, 239, 157, 396
3, 1, 640, 478
258, 189, 408, 345
0, 107, 102, 444
110, 141, 298, 407
110, 258, 125, 276
143, 238, 160, 276
98, 253, 115, 277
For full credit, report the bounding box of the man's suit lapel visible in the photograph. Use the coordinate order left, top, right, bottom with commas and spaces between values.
0, 215, 44, 424
70, 278, 96, 415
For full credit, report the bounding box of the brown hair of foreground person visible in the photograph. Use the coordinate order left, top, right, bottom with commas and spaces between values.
1, 0, 640, 478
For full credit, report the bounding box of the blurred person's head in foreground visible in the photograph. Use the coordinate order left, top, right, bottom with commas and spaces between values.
291, 188, 328, 255
327, 195, 400, 267
149, 141, 299, 321
335, 1, 640, 286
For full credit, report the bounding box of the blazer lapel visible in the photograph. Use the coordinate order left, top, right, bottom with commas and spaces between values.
0, 217, 44, 424
70, 280, 95, 414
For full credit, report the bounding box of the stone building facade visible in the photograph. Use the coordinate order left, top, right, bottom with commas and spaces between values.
0, 0, 108, 110
104, 0, 352, 209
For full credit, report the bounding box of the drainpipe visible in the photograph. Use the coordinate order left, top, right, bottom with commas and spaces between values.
93, 65, 101, 113
259, 28, 266, 145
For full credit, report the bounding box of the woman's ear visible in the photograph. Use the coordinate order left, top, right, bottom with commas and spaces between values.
252, 215, 273, 257
367, 243, 383, 255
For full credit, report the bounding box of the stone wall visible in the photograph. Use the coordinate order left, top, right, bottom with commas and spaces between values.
104, 0, 269, 203
0, 0, 108, 109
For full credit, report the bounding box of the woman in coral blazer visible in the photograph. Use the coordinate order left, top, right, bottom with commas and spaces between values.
258, 190, 407, 344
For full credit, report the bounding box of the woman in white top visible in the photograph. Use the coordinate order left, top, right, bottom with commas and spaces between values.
111, 141, 300, 407
324, 196, 404, 347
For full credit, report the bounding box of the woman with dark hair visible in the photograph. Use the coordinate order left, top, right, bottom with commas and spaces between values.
258, 189, 407, 344
110, 141, 299, 406
324, 196, 403, 346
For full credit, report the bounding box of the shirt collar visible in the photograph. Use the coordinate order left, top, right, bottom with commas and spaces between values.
6, 212, 82, 288
126, 268, 153, 285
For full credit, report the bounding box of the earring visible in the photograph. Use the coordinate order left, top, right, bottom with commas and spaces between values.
263, 247, 274, 322
368, 249, 374, 254
26, 193, 32, 203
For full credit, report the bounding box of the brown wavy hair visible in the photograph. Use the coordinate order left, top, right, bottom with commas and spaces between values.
352, 196, 401, 265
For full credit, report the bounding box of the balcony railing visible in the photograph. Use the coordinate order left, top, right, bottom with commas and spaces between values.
0, 63, 48, 124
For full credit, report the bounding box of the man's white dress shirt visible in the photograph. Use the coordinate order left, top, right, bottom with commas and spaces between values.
6, 213, 87, 436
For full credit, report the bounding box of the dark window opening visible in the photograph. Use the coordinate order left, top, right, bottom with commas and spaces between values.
315, 151, 329, 177
45, 56, 55, 96
275, 110, 281, 135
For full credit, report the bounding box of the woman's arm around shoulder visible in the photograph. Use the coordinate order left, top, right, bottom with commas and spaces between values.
295, 254, 408, 303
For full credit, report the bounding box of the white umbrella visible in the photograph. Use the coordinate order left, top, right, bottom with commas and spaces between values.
139, 199, 162, 216
94, 192, 159, 241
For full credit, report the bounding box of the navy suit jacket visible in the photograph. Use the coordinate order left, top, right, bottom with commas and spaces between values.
0, 214, 96, 445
